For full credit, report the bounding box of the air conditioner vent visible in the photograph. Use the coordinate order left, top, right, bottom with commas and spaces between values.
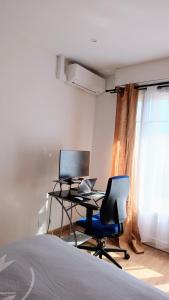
66, 64, 105, 95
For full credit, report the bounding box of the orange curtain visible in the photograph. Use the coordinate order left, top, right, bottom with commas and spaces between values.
111, 84, 144, 253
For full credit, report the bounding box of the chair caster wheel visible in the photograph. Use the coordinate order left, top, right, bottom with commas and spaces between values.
124, 253, 130, 259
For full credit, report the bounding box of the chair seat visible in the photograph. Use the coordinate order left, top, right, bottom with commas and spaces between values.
76, 214, 121, 238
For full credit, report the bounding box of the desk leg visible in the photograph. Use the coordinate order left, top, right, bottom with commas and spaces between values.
70, 202, 73, 234
60, 199, 64, 237
47, 196, 53, 233
56, 197, 77, 247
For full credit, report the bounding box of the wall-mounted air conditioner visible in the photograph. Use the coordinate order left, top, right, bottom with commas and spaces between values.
66, 63, 105, 95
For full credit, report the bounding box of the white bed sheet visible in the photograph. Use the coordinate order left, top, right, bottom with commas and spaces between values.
0, 235, 168, 300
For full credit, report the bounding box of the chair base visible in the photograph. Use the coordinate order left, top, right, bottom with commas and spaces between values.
77, 240, 130, 269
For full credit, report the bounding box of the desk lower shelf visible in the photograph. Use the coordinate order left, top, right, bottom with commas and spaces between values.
62, 231, 91, 246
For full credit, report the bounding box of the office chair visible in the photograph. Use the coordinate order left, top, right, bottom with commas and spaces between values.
76, 176, 130, 269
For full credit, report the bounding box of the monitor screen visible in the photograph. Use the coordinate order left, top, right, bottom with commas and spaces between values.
59, 150, 90, 179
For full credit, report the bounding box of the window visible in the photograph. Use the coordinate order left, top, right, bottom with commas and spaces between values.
135, 86, 169, 252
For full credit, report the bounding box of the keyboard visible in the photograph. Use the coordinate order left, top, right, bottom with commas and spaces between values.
79, 192, 95, 196
79, 191, 105, 197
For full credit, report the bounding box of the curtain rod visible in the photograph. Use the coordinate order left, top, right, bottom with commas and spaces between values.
106, 80, 169, 94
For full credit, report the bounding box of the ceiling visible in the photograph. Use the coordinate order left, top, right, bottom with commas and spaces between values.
1, 0, 169, 76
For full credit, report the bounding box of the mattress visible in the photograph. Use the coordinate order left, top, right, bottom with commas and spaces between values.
0, 235, 168, 300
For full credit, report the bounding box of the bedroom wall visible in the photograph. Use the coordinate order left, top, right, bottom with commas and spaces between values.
0, 32, 96, 245
115, 58, 169, 86
91, 92, 117, 190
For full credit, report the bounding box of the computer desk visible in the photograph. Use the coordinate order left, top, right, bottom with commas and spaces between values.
48, 187, 105, 247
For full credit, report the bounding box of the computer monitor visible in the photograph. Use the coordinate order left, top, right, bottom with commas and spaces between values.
59, 150, 90, 179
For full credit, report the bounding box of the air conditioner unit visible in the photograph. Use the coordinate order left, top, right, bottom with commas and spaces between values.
66, 63, 105, 95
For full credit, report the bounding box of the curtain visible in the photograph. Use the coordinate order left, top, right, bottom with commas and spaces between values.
111, 84, 143, 253
135, 86, 169, 253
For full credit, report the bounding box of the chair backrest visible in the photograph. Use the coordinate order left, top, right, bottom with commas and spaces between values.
100, 176, 129, 225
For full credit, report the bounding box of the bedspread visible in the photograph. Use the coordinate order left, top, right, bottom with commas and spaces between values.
0, 235, 168, 300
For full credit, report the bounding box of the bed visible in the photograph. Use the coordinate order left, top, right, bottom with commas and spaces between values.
0, 235, 168, 300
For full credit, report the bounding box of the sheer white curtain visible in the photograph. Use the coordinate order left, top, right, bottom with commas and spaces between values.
135, 86, 169, 253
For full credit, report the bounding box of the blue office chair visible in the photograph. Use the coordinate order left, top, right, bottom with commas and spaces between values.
76, 176, 130, 269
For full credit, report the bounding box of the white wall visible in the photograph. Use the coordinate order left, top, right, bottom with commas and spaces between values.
91, 93, 117, 190
115, 58, 169, 86
106, 75, 115, 90
0, 32, 96, 245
